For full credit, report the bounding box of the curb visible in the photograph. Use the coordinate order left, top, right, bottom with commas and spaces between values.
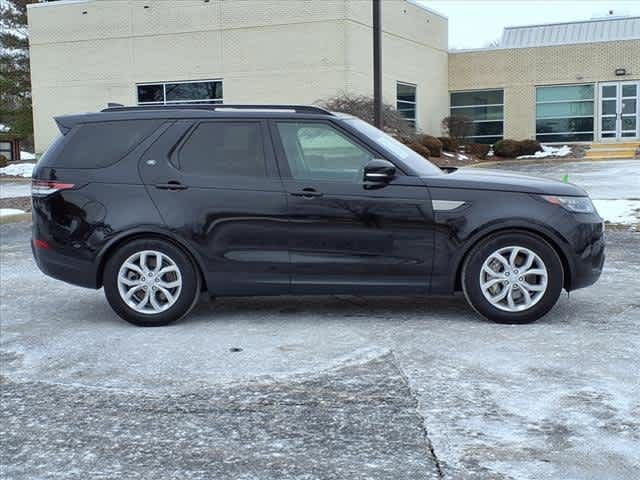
0, 177, 31, 184
0, 213, 31, 225
467, 156, 639, 168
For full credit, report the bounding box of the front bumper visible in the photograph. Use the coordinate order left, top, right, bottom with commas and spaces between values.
563, 214, 605, 291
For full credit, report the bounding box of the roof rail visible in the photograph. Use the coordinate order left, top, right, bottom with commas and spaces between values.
101, 103, 333, 115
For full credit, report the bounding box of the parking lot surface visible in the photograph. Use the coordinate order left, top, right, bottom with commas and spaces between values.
1, 220, 639, 479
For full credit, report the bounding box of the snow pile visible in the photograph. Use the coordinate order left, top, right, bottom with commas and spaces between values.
0, 163, 34, 178
21, 151, 36, 160
0, 208, 26, 217
517, 145, 572, 159
593, 199, 640, 225
442, 152, 471, 161
0, 183, 31, 199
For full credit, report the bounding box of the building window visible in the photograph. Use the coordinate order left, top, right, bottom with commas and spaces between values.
535, 84, 594, 142
397, 82, 417, 128
450, 89, 504, 144
137, 80, 223, 105
0, 141, 13, 161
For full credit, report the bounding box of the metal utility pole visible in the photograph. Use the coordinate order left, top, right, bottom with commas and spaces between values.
372, 0, 382, 129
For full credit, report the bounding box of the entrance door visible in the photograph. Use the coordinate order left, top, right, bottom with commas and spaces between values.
599, 82, 639, 140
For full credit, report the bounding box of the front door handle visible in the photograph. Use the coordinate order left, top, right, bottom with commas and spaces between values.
289, 187, 323, 199
155, 181, 188, 191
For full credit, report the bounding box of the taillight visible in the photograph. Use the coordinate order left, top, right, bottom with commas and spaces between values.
34, 239, 50, 249
31, 180, 75, 197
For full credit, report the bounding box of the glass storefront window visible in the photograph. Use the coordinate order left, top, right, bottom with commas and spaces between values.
450, 90, 504, 144
536, 84, 594, 142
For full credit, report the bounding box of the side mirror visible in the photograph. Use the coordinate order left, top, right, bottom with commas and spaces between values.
363, 159, 396, 184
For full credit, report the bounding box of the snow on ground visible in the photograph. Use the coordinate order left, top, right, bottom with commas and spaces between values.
593, 199, 640, 225
20, 151, 36, 161
442, 152, 470, 161
0, 183, 31, 199
517, 144, 572, 159
0, 163, 34, 178
0, 208, 26, 217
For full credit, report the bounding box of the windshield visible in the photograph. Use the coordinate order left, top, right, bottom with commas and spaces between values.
343, 117, 443, 176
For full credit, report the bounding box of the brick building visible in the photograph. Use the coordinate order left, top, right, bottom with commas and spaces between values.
26, 1, 640, 153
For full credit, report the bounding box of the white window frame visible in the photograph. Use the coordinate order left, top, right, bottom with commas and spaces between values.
535, 83, 595, 143
396, 81, 417, 129
136, 79, 223, 105
449, 89, 504, 143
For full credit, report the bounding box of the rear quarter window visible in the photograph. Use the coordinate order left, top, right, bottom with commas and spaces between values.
56, 120, 163, 169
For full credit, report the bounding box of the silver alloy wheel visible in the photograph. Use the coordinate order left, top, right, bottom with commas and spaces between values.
479, 246, 548, 313
117, 250, 182, 315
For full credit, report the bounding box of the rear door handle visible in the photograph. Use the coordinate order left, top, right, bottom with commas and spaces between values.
289, 187, 323, 199
155, 181, 188, 191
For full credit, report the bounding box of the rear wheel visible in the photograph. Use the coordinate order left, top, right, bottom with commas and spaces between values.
462, 232, 563, 324
103, 238, 200, 326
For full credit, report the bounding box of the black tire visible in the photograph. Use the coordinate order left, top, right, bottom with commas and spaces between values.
103, 238, 201, 326
461, 231, 564, 324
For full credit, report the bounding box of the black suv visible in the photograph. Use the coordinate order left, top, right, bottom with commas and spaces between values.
32, 104, 604, 326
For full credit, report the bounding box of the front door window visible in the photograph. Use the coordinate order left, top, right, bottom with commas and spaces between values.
275, 122, 374, 183
599, 82, 639, 140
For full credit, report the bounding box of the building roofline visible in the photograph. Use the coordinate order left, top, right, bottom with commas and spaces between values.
27, 0, 93, 9
407, 0, 448, 20
450, 33, 640, 53
28, 0, 449, 19
503, 15, 640, 32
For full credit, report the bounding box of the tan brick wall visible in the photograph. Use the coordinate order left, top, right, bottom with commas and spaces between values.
28, 0, 448, 153
449, 40, 640, 139
344, 1, 448, 135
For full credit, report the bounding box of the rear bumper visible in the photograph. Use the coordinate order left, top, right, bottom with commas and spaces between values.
31, 240, 99, 289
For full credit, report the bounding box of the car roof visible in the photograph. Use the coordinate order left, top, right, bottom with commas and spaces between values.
103, 104, 333, 115
54, 104, 349, 133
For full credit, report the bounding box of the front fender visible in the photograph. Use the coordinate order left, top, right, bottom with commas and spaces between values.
428, 189, 574, 294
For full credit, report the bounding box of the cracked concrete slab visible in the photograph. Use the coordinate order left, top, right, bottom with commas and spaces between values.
1, 353, 441, 480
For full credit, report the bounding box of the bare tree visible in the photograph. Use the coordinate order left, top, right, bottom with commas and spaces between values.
441, 115, 474, 144
317, 93, 416, 140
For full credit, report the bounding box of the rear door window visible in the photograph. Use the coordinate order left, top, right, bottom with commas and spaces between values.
57, 120, 163, 169
178, 122, 266, 177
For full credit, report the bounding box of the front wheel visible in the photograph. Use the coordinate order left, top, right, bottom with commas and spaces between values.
462, 232, 564, 324
103, 238, 201, 326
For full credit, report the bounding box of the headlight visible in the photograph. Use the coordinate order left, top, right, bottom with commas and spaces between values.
541, 195, 595, 213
